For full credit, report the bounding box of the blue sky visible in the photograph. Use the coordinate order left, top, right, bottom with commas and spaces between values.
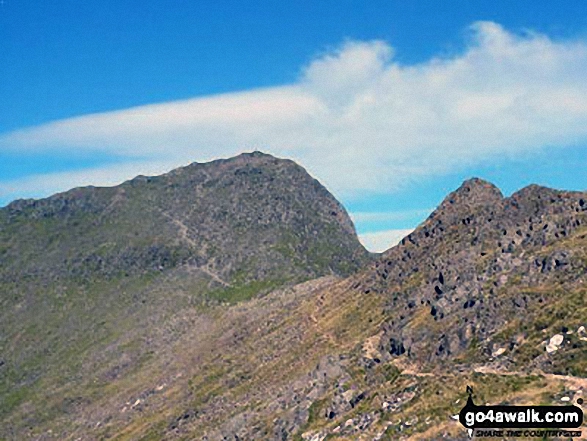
1, 1, 587, 251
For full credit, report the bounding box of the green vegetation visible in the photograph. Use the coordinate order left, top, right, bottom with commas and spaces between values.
206, 279, 283, 304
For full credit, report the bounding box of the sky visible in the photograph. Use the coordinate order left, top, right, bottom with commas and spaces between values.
1, 1, 587, 252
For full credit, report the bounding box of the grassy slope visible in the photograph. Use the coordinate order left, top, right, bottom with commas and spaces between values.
4, 224, 583, 440
0, 275, 385, 439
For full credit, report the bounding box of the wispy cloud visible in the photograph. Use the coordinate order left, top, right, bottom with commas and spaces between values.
0, 159, 181, 201
2, 21, 587, 203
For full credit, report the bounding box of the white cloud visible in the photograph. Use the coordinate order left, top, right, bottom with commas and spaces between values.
358, 229, 415, 253
2, 21, 587, 203
0, 159, 182, 201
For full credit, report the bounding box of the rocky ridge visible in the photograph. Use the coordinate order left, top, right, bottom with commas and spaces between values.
358, 178, 586, 372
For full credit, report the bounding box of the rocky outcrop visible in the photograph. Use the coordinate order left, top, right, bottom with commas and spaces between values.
358, 178, 587, 370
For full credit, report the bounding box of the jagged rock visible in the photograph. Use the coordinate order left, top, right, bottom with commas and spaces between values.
355, 178, 587, 369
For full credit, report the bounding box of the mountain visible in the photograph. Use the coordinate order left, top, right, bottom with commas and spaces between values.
362, 178, 587, 371
0, 152, 370, 439
0, 151, 367, 286
1, 158, 586, 441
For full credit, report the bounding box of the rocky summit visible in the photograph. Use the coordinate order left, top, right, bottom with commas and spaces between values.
0, 152, 368, 286
0, 156, 586, 441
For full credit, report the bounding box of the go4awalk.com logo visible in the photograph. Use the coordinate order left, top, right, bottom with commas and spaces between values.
458, 386, 583, 438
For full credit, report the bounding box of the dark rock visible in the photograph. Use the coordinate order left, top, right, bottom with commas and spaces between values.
350, 392, 365, 408
389, 338, 406, 356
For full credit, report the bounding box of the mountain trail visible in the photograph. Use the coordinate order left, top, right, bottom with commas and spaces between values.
161, 210, 198, 248
473, 365, 587, 391
161, 210, 232, 287
191, 264, 232, 288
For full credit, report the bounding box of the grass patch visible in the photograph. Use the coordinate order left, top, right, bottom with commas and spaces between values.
206, 279, 285, 304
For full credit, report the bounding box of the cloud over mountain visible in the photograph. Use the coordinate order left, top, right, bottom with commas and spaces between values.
2, 21, 587, 201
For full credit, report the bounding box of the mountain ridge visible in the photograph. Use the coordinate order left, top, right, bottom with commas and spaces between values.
0, 151, 369, 284
1, 154, 586, 440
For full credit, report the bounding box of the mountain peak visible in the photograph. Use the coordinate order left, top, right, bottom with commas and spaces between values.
452, 177, 503, 201
426, 177, 503, 225
509, 183, 564, 202
3, 161, 587, 440
1, 152, 370, 286
206, 150, 279, 166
